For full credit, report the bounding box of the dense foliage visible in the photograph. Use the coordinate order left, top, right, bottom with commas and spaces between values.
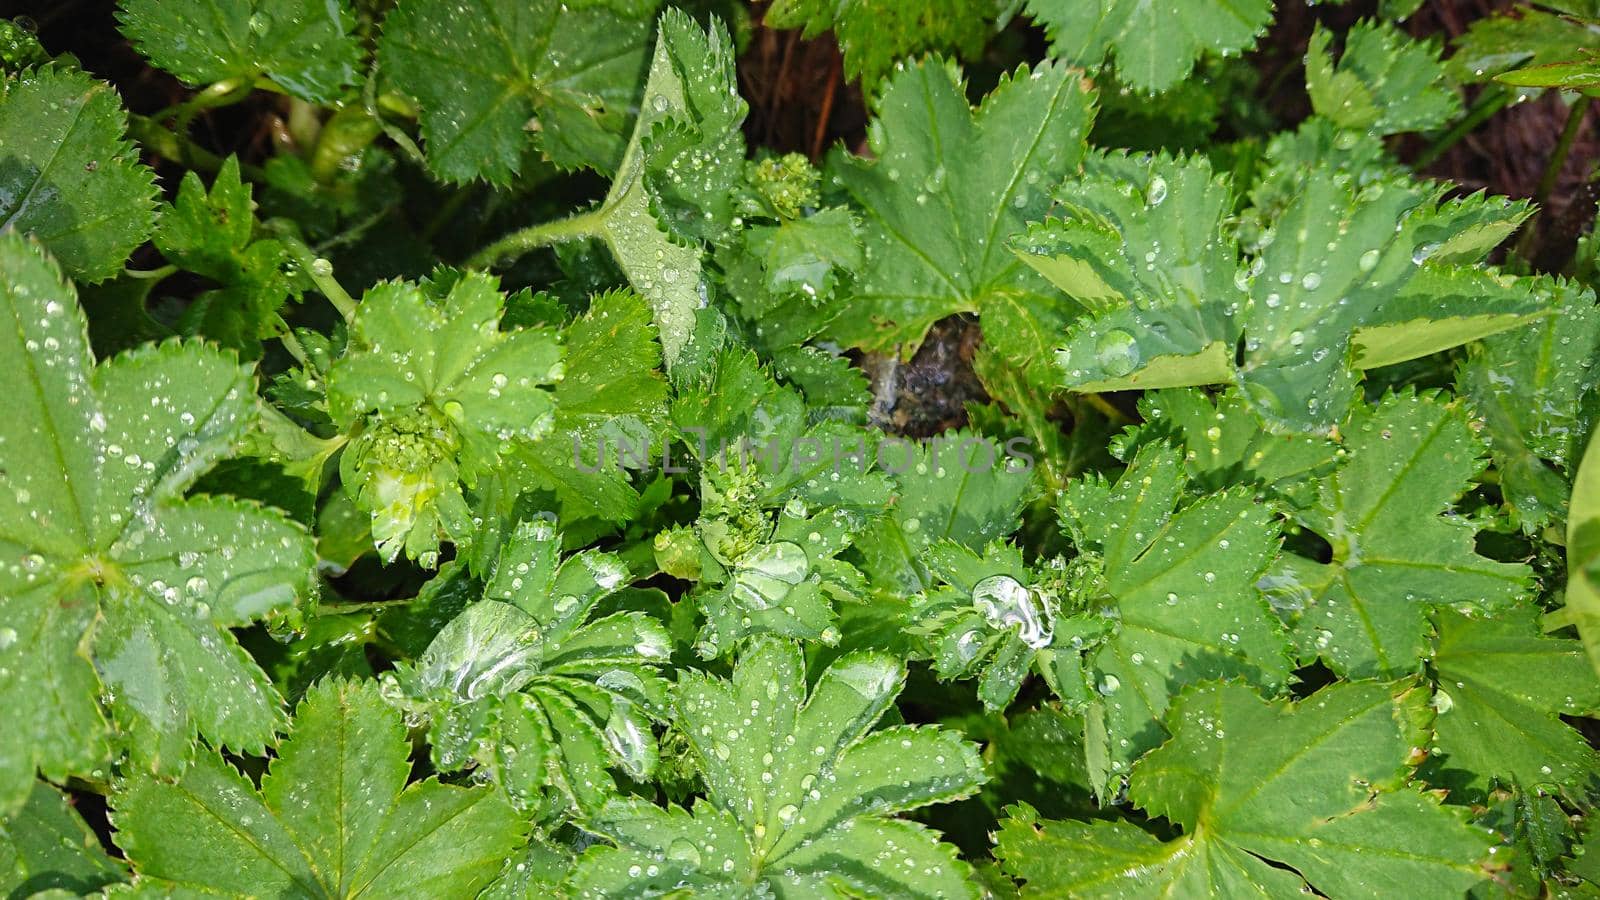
3, 0, 1600, 896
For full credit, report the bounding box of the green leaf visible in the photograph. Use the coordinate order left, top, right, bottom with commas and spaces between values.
913, 541, 1112, 710
1423, 607, 1600, 801
1267, 392, 1532, 677
327, 271, 562, 565
1025, 0, 1273, 93
386, 520, 670, 814
155, 157, 296, 356
997, 682, 1499, 897
512, 288, 668, 525
1020, 152, 1547, 432
0, 232, 313, 813
1129, 387, 1340, 511
854, 430, 1034, 597
830, 57, 1095, 359
111, 680, 525, 898
1450, 7, 1600, 85
119, 0, 360, 103
0, 781, 124, 896
570, 639, 986, 898
557, 9, 747, 369
1565, 422, 1600, 677
0, 67, 157, 283
765, 0, 998, 90
1459, 280, 1600, 533
1306, 20, 1459, 135
1059, 441, 1291, 788
378, 0, 654, 182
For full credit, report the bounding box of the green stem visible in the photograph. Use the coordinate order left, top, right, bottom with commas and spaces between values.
123, 263, 178, 280
467, 207, 609, 269
272, 223, 359, 321
1536, 95, 1593, 207
1415, 85, 1512, 169
173, 76, 252, 134
127, 115, 268, 180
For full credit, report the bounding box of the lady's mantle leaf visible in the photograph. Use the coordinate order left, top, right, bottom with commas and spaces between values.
380, 0, 655, 182
111, 680, 525, 898
0, 67, 157, 283
831, 57, 1095, 360
570, 639, 986, 898
1268, 392, 1532, 677
1025, 0, 1274, 93
1018, 151, 1547, 433
997, 682, 1499, 897
119, 0, 361, 103
0, 233, 314, 813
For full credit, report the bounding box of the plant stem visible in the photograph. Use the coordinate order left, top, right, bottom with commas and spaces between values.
127, 115, 268, 180
1536, 95, 1593, 207
272, 224, 359, 321
466, 207, 609, 269
1415, 85, 1511, 169
309, 105, 383, 184
173, 76, 252, 134
123, 263, 177, 280
277, 324, 313, 367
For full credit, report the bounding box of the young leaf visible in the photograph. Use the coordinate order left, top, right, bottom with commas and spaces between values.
997, 682, 1499, 897
327, 271, 563, 566
1566, 424, 1600, 677
1025, 0, 1273, 93
1059, 441, 1291, 788
0, 233, 313, 812
569, 639, 986, 898
119, 0, 360, 103
1018, 152, 1547, 432
1268, 392, 1532, 677
385, 520, 671, 814
154, 157, 297, 357
1424, 607, 1600, 802
913, 540, 1112, 711
0, 67, 157, 282
111, 679, 526, 898
1306, 20, 1460, 135
1450, 5, 1600, 86
1459, 280, 1600, 533
379, 0, 654, 182
830, 57, 1095, 360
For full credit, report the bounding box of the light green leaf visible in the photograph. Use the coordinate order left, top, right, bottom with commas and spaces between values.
111, 680, 525, 898
512, 288, 669, 524
379, 0, 654, 182
570, 639, 986, 898
1025, 0, 1273, 93
0, 233, 313, 813
386, 521, 670, 814
997, 682, 1498, 897
1307, 20, 1459, 135
1022, 152, 1546, 433
831, 57, 1095, 359
1059, 441, 1291, 789
1424, 607, 1600, 801
1268, 392, 1532, 677
1460, 280, 1600, 532
1565, 422, 1600, 677
0, 67, 156, 283
119, 0, 360, 103
327, 272, 562, 565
